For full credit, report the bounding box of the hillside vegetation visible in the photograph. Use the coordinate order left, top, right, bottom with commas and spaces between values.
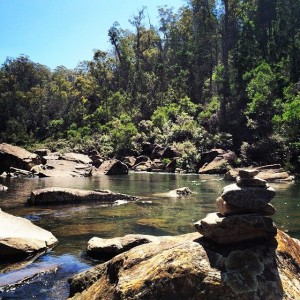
0, 0, 300, 172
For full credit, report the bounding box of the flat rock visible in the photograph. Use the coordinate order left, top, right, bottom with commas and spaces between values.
38, 159, 92, 177
236, 176, 267, 187
224, 166, 294, 182
238, 169, 259, 178
0, 210, 57, 261
0, 143, 42, 173
221, 183, 275, 209
194, 212, 277, 244
68, 230, 300, 300
28, 187, 138, 205
216, 197, 276, 216
86, 234, 158, 260
96, 159, 128, 175
61, 153, 93, 165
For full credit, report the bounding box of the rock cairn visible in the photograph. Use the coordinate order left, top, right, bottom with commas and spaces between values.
194, 169, 277, 244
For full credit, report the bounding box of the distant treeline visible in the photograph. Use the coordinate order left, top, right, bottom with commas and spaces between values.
0, 0, 300, 172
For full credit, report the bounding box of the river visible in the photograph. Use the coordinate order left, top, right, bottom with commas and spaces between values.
0, 172, 299, 299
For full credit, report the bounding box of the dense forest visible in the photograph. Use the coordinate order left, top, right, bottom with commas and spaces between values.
0, 0, 300, 172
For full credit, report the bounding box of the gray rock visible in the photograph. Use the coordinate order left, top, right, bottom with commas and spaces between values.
28, 187, 138, 205
198, 149, 237, 174
133, 160, 152, 172
61, 153, 93, 165
122, 156, 136, 168
194, 212, 277, 244
150, 159, 165, 171
236, 176, 268, 187
167, 187, 192, 197
221, 183, 275, 209
224, 166, 294, 183
38, 159, 92, 177
0, 184, 8, 191
216, 197, 276, 216
0, 143, 43, 173
0, 210, 57, 260
33, 149, 51, 157
96, 159, 128, 175
86, 234, 158, 260
238, 169, 259, 178
165, 159, 177, 173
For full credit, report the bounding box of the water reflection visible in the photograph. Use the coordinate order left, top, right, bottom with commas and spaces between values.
0, 173, 299, 299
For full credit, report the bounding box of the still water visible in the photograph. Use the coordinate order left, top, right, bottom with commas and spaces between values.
0, 172, 299, 299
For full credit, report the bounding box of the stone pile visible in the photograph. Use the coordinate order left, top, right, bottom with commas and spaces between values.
194, 169, 277, 244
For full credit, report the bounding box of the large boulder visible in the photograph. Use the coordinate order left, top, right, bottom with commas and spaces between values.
0, 143, 43, 173
28, 187, 138, 205
198, 149, 237, 174
96, 159, 128, 175
161, 146, 180, 159
68, 230, 300, 299
0, 210, 57, 262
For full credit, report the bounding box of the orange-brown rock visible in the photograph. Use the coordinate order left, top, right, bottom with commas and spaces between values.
68, 230, 300, 300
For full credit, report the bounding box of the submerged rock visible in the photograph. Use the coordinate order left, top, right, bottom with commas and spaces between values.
0, 262, 59, 291
0, 210, 57, 262
68, 230, 300, 300
167, 187, 192, 197
28, 187, 138, 205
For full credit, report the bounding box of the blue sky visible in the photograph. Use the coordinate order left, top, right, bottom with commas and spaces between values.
0, 0, 185, 70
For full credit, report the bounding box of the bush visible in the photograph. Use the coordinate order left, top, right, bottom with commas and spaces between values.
173, 141, 200, 173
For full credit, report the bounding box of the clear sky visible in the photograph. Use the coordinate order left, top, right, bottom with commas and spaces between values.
0, 0, 185, 70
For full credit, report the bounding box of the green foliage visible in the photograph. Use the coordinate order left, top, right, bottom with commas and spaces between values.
244, 62, 276, 116
1, 1, 300, 171
173, 141, 200, 173
107, 113, 138, 155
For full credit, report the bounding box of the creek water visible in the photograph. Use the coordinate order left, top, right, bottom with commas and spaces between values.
0, 172, 299, 299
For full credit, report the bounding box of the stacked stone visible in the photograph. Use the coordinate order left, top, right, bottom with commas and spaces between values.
194, 169, 277, 244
